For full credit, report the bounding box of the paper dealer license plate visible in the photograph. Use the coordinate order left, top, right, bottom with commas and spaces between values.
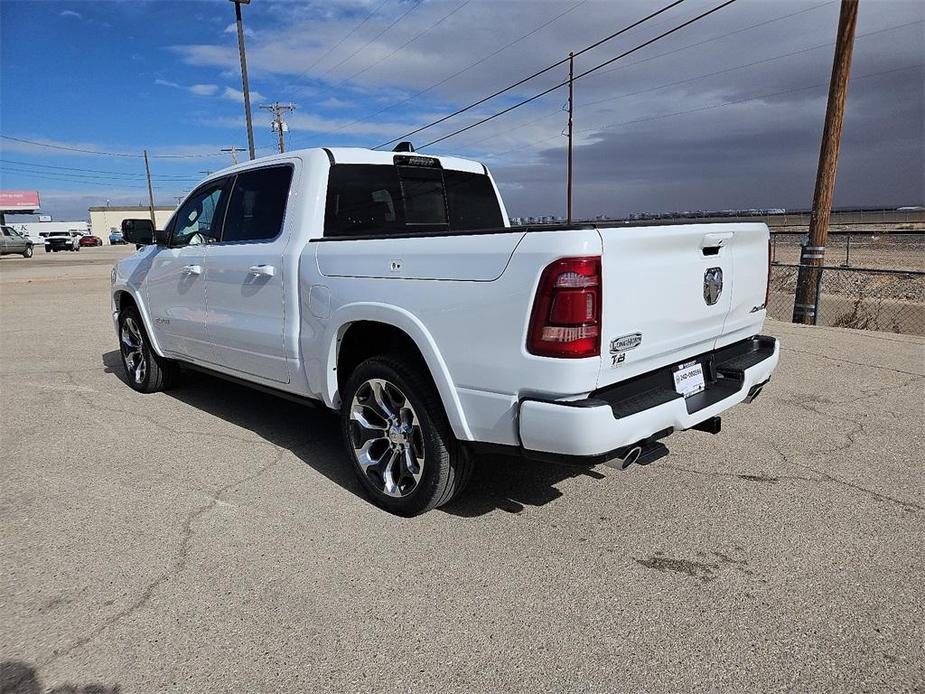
673, 360, 705, 398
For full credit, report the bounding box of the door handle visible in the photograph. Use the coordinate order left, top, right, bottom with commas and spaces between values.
700, 232, 734, 256
182, 264, 202, 276
248, 264, 275, 277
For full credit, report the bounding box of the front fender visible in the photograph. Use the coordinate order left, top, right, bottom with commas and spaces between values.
112, 250, 165, 358
323, 302, 474, 441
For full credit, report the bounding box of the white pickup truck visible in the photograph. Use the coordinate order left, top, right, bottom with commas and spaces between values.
112, 146, 779, 515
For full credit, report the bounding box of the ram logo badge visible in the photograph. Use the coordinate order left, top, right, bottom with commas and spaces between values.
704, 267, 723, 306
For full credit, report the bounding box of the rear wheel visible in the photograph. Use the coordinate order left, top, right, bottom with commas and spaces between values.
341, 356, 471, 516
118, 307, 177, 393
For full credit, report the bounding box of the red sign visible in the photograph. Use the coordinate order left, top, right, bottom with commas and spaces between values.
0, 191, 41, 210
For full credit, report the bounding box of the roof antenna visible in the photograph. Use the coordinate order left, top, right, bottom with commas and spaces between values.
392, 141, 415, 152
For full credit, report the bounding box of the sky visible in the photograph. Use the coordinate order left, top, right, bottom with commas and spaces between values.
0, 0, 922, 222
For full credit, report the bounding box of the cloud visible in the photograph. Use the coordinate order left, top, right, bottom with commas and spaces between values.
189, 84, 220, 96
221, 86, 266, 103
59, 10, 82, 19
224, 22, 255, 38
320, 96, 352, 109
155, 79, 221, 98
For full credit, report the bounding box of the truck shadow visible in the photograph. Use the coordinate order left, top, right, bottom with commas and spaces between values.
0, 660, 120, 694
102, 351, 602, 517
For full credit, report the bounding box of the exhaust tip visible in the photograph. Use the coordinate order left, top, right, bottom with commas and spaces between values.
620, 446, 642, 470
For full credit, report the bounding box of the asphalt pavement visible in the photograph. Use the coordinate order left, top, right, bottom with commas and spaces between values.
1, 246, 923, 693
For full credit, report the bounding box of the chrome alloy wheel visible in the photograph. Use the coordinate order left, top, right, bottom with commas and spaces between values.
120, 316, 147, 385
349, 378, 425, 498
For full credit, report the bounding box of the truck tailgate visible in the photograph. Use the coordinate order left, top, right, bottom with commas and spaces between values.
595, 222, 768, 389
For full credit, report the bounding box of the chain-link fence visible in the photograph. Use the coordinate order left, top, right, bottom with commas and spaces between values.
767, 264, 925, 335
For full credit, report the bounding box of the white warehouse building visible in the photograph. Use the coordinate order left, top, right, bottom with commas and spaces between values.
89, 205, 176, 239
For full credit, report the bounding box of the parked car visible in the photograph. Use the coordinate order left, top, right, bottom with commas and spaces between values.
0, 225, 34, 258
79, 234, 104, 247
112, 147, 779, 515
109, 230, 126, 245
45, 231, 81, 252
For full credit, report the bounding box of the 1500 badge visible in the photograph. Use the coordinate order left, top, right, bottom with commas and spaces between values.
609, 332, 642, 367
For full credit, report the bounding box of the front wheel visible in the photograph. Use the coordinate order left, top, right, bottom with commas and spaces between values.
22, 246, 33, 258
341, 356, 472, 516
118, 307, 177, 393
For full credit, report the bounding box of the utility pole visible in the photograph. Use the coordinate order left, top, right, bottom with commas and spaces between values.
221, 145, 242, 164
230, 0, 256, 160
143, 149, 156, 225
567, 51, 574, 224
792, 0, 859, 325
261, 102, 295, 153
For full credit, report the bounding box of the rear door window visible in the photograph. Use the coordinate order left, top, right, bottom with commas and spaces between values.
221, 165, 294, 243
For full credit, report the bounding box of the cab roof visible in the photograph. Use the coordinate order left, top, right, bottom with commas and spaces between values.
207, 146, 485, 181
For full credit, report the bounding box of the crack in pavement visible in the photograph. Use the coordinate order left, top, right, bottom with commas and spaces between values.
766, 392, 923, 511
767, 438, 923, 512
39, 444, 291, 668
782, 346, 925, 378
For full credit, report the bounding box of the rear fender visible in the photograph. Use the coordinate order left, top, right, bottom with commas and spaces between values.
323, 303, 473, 441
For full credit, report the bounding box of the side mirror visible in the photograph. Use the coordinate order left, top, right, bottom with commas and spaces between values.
122, 219, 155, 245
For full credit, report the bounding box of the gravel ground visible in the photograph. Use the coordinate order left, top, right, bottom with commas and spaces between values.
1, 247, 923, 693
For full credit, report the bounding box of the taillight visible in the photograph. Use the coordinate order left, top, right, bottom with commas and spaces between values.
765, 238, 772, 309
527, 256, 602, 358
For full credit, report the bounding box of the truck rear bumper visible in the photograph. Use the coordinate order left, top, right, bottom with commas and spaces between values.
518, 335, 779, 460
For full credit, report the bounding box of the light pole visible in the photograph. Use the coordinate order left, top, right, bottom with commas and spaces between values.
230, 0, 256, 160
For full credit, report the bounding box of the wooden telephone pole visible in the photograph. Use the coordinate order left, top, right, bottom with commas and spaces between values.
143, 149, 156, 225
792, 0, 859, 324
566, 52, 575, 224
261, 102, 296, 153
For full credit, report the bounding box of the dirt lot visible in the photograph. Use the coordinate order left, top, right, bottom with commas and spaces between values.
1, 247, 923, 693
770, 230, 924, 271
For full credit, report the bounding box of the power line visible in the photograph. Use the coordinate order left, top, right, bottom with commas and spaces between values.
287, 0, 390, 85
420, 0, 739, 149
0, 165, 198, 185
399, 0, 836, 153
0, 157, 200, 179
326, 0, 589, 138
374, 0, 689, 149
0, 135, 237, 159
0, 168, 179, 190
457, 19, 922, 151
586, 0, 837, 83
339, 0, 473, 84
0, 135, 141, 158
485, 63, 923, 160
311, 1, 423, 84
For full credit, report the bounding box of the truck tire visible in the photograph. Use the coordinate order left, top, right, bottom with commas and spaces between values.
117, 307, 177, 393
22, 246, 33, 258
340, 356, 472, 516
